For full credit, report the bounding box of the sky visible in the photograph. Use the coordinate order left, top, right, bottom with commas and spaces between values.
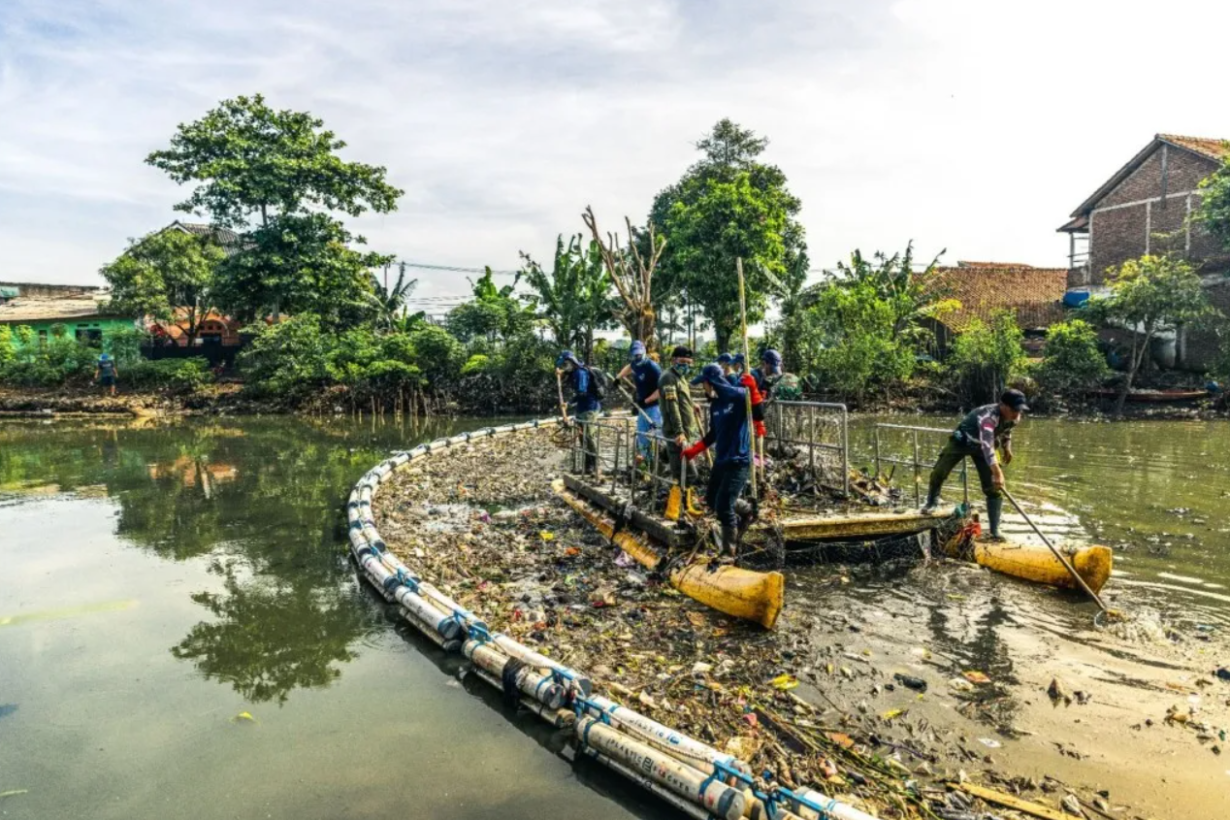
2, 0, 1229, 310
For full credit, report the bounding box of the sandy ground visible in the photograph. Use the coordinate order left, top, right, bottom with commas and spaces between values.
373, 427, 1230, 820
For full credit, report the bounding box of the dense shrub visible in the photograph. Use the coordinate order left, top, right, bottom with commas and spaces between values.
1034, 320, 1109, 396
126, 358, 215, 392
0, 325, 97, 386
798, 282, 916, 399
946, 311, 1025, 406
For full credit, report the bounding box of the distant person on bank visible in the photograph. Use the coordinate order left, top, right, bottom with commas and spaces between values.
95, 353, 119, 397
921, 389, 1028, 542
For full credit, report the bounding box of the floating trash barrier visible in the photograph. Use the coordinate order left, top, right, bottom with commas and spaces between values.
349, 417, 878, 820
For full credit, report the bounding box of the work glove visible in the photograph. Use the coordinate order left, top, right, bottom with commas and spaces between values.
754, 420, 767, 438
683, 441, 706, 461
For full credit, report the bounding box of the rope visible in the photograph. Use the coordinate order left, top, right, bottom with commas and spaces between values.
500, 657, 528, 709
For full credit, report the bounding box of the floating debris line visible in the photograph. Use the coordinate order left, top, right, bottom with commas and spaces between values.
349, 419, 882, 820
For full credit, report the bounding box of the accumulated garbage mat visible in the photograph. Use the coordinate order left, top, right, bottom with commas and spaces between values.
781, 529, 934, 567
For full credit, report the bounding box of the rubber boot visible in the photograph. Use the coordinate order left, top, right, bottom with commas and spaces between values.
985, 495, 1005, 541
734, 499, 756, 543
720, 525, 738, 557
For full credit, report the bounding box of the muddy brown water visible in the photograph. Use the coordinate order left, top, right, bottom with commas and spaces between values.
1, 414, 1228, 819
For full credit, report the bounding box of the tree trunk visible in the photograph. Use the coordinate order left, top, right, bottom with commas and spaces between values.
1116, 327, 1152, 417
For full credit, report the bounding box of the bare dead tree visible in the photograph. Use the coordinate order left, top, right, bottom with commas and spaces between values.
582, 205, 666, 353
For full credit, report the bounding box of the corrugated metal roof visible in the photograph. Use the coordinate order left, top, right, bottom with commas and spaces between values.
925, 265, 1069, 332
0, 296, 121, 323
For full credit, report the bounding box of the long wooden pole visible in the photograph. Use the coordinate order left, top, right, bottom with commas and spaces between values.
1002, 488, 1109, 612
736, 258, 757, 495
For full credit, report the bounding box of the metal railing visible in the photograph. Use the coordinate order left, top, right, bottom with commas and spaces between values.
568, 415, 692, 519
764, 400, 850, 497
870, 423, 968, 506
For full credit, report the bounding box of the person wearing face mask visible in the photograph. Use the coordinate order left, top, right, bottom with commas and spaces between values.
556, 350, 602, 475
682, 363, 754, 554
658, 345, 698, 483
616, 340, 662, 460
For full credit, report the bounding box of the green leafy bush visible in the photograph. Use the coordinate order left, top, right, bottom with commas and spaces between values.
947, 311, 1025, 405
1034, 320, 1109, 396
0, 326, 97, 386
126, 359, 214, 392
797, 282, 916, 398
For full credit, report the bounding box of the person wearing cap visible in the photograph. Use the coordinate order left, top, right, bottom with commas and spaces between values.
556, 350, 602, 475
921, 389, 1029, 541
716, 352, 738, 385
682, 363, 753, 554
616, 340, 662, 460
750, 349, 784, 398
95, 352, 119, 397
658, 345, 699, 483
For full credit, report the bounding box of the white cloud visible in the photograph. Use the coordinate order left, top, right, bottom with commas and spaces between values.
1, 0, 1228, 296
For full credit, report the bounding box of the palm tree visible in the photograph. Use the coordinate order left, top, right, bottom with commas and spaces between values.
369, 262, 417, 332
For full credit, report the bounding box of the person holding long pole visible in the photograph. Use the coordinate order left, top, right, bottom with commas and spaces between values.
556, 350, 602, 476
682, 364, 753, 555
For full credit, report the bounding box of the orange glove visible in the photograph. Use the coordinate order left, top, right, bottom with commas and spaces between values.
683, 441, 706, 461
754, 420, 767, 438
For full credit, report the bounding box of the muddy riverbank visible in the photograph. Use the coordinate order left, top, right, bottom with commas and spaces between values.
373, 427, 1230, 820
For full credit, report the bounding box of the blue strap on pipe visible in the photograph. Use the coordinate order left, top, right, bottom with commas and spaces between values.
467, 621, 491, 644
394, 567, 419, 593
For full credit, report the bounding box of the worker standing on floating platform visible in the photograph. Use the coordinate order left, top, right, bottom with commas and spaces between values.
659, 345, 699, 483
683, 364, 755, 555
617, 340, 662, 460
556, 350, 603, 476
921, 389, 1028, 542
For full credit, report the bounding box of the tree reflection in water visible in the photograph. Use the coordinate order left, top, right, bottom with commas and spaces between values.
1, 416, 468, 705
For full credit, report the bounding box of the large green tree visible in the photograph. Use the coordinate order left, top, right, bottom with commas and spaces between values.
520, 234, 613, 359
650, 119, 808, 350
446, 268, 533, 344
1088, 254, 1217, 414
146, 94, 403, 324
214, 213, 390, 330
100, 229, 225, 347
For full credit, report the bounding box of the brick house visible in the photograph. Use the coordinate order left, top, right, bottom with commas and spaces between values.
1058, 134, 1230, 370
922, 262, 1069, 357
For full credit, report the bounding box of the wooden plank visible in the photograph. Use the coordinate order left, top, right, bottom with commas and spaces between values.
746, 507, 957, 543
562, 475, 684, 549
955, 782, 1072, 820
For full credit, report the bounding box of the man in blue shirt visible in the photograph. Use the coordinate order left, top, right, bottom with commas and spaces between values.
95, 353, 119, 397
683, 363, 753, 555
616, 340, 662, 460
556, 350, 602, 475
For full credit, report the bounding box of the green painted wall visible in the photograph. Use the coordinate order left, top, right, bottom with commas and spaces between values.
1, 316, 137, 349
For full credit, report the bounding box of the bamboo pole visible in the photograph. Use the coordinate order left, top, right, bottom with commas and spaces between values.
1002, 488, 1111, 613
736, 258, 757, 494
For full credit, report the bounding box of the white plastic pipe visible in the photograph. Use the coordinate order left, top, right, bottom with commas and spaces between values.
462, 639, 566, 710
583, 694, 749, 774
575, 715, 746, 820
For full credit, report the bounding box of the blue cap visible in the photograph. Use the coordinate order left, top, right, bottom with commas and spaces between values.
98, 353, 111, 361
629, 340, 646, 359
716, 352, 734, 365
732, 353, 746, 366
690, 363, 726, 386
761, 349, 782, 373
555, 350, 578, 369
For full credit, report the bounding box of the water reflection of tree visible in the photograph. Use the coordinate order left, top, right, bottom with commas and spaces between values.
171, 563, 370, 705
3, 417, 457, 704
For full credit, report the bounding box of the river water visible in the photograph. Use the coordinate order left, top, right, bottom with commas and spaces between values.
1, 415, 1227, 819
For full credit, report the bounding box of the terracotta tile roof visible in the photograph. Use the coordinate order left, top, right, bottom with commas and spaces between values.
1159, 134, 1230, 162
167, 220, 242, 249
924, 264, 1069, 332
956, 261, 1035, 269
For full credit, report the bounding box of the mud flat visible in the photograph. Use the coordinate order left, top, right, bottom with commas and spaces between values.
373, 426, 1230, 820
